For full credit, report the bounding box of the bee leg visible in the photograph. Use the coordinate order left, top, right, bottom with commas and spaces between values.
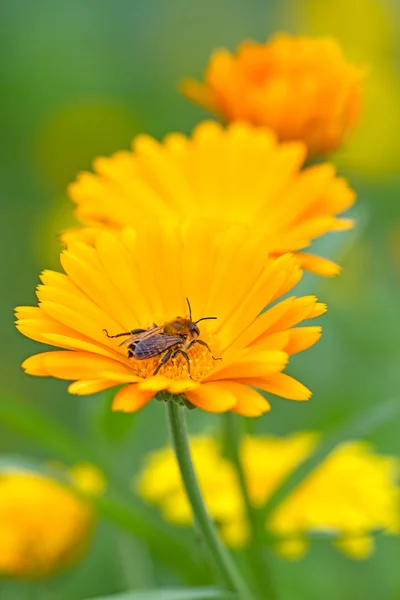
153, 348, 174, 376
103, 328, 146, 339
172, 349, 191, 378
187, 339, 222, 361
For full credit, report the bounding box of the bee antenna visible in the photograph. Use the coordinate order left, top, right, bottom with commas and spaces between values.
195, 316, 217, 324
186, 297, 192, 321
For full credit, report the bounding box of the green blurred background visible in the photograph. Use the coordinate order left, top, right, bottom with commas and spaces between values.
2, 1, 400, 598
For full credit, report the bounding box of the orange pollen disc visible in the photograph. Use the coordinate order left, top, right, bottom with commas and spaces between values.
128, 333, 220, 382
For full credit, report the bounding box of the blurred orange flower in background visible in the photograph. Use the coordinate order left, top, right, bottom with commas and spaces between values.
296, 0, 400, 177
181, 35, 364, 158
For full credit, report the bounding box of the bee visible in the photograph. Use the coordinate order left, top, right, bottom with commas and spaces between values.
103, 299, 221, 377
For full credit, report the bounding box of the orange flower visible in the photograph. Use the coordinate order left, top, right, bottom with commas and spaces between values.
16, 220, 325, 416
182, 35, 364, 157
66, 121, 356, 277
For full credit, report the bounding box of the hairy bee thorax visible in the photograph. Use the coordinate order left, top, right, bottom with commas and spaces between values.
163, 317, 198, 337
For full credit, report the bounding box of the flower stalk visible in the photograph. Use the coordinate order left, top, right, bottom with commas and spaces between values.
166, 400, 255, 600
222, 412, 276, 599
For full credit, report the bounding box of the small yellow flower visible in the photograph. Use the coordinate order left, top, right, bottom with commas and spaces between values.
182, 35, 364, 157
137, 434, 400, 559
66, 121, 356, 277
16, 220, 325, 415
0, 470, 94, 578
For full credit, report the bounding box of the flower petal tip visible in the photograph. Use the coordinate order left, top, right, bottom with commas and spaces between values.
296, 386, 313, 402
318, 303, 328, 315
21, 355, 45, 375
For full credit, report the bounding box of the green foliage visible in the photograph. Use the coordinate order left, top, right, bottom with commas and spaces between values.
85, 587, 236, 600
96, 391, 139, 444
0, 392, 93, 463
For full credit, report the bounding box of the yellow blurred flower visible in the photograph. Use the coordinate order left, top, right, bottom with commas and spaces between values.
66, 121, 356, 277
137, 434, 400, 559
69, 462, 107, 497
0, 470, 94, 578
181, 35, 364, 157
16, 220, 325, 415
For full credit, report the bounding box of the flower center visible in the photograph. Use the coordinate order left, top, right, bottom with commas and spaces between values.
129, 332, 220, 382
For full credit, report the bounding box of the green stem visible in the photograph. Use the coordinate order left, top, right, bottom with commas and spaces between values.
166, 401, 255, 600
223, 413, 276, 600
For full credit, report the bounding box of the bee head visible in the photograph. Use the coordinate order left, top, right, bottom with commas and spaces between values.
189, 322, 200, 337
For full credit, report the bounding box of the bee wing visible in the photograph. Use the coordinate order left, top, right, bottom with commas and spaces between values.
133, 335, 181, 359
119, 326, 163, 347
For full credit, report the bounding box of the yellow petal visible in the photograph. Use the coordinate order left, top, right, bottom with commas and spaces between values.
223, 296, 296, 356
185, 382, 237, 412
264, 297, 325, 335
222, 382, 270, 416
22, 353, 50, 376
252, 373, 312, 401
207, 350, 288, 381
112, 384, 154, 412
284, 327, 322, 354
24, 351, 133, 381
43, 333, 123, 361
60, 242, 137, 328
167, 380, 199, 394
68, 379, 118, 395
101, 372, 143, 384
248, 331, 291, 353
294, 253, 341, 277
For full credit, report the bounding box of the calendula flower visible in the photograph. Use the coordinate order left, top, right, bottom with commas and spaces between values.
182, 35, 364, 157
137, 434, 400, 559
16, 220, 325, 415
0, 469, 94, 578
66, 121, 356, 277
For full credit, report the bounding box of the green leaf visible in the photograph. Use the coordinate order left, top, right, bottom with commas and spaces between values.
91, 494, 209, 583
98, 405, 138, 443
0, 391, 93, 462
93, 389, 139, 443
260, 396, 400, 519
85, 587, 236, 600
